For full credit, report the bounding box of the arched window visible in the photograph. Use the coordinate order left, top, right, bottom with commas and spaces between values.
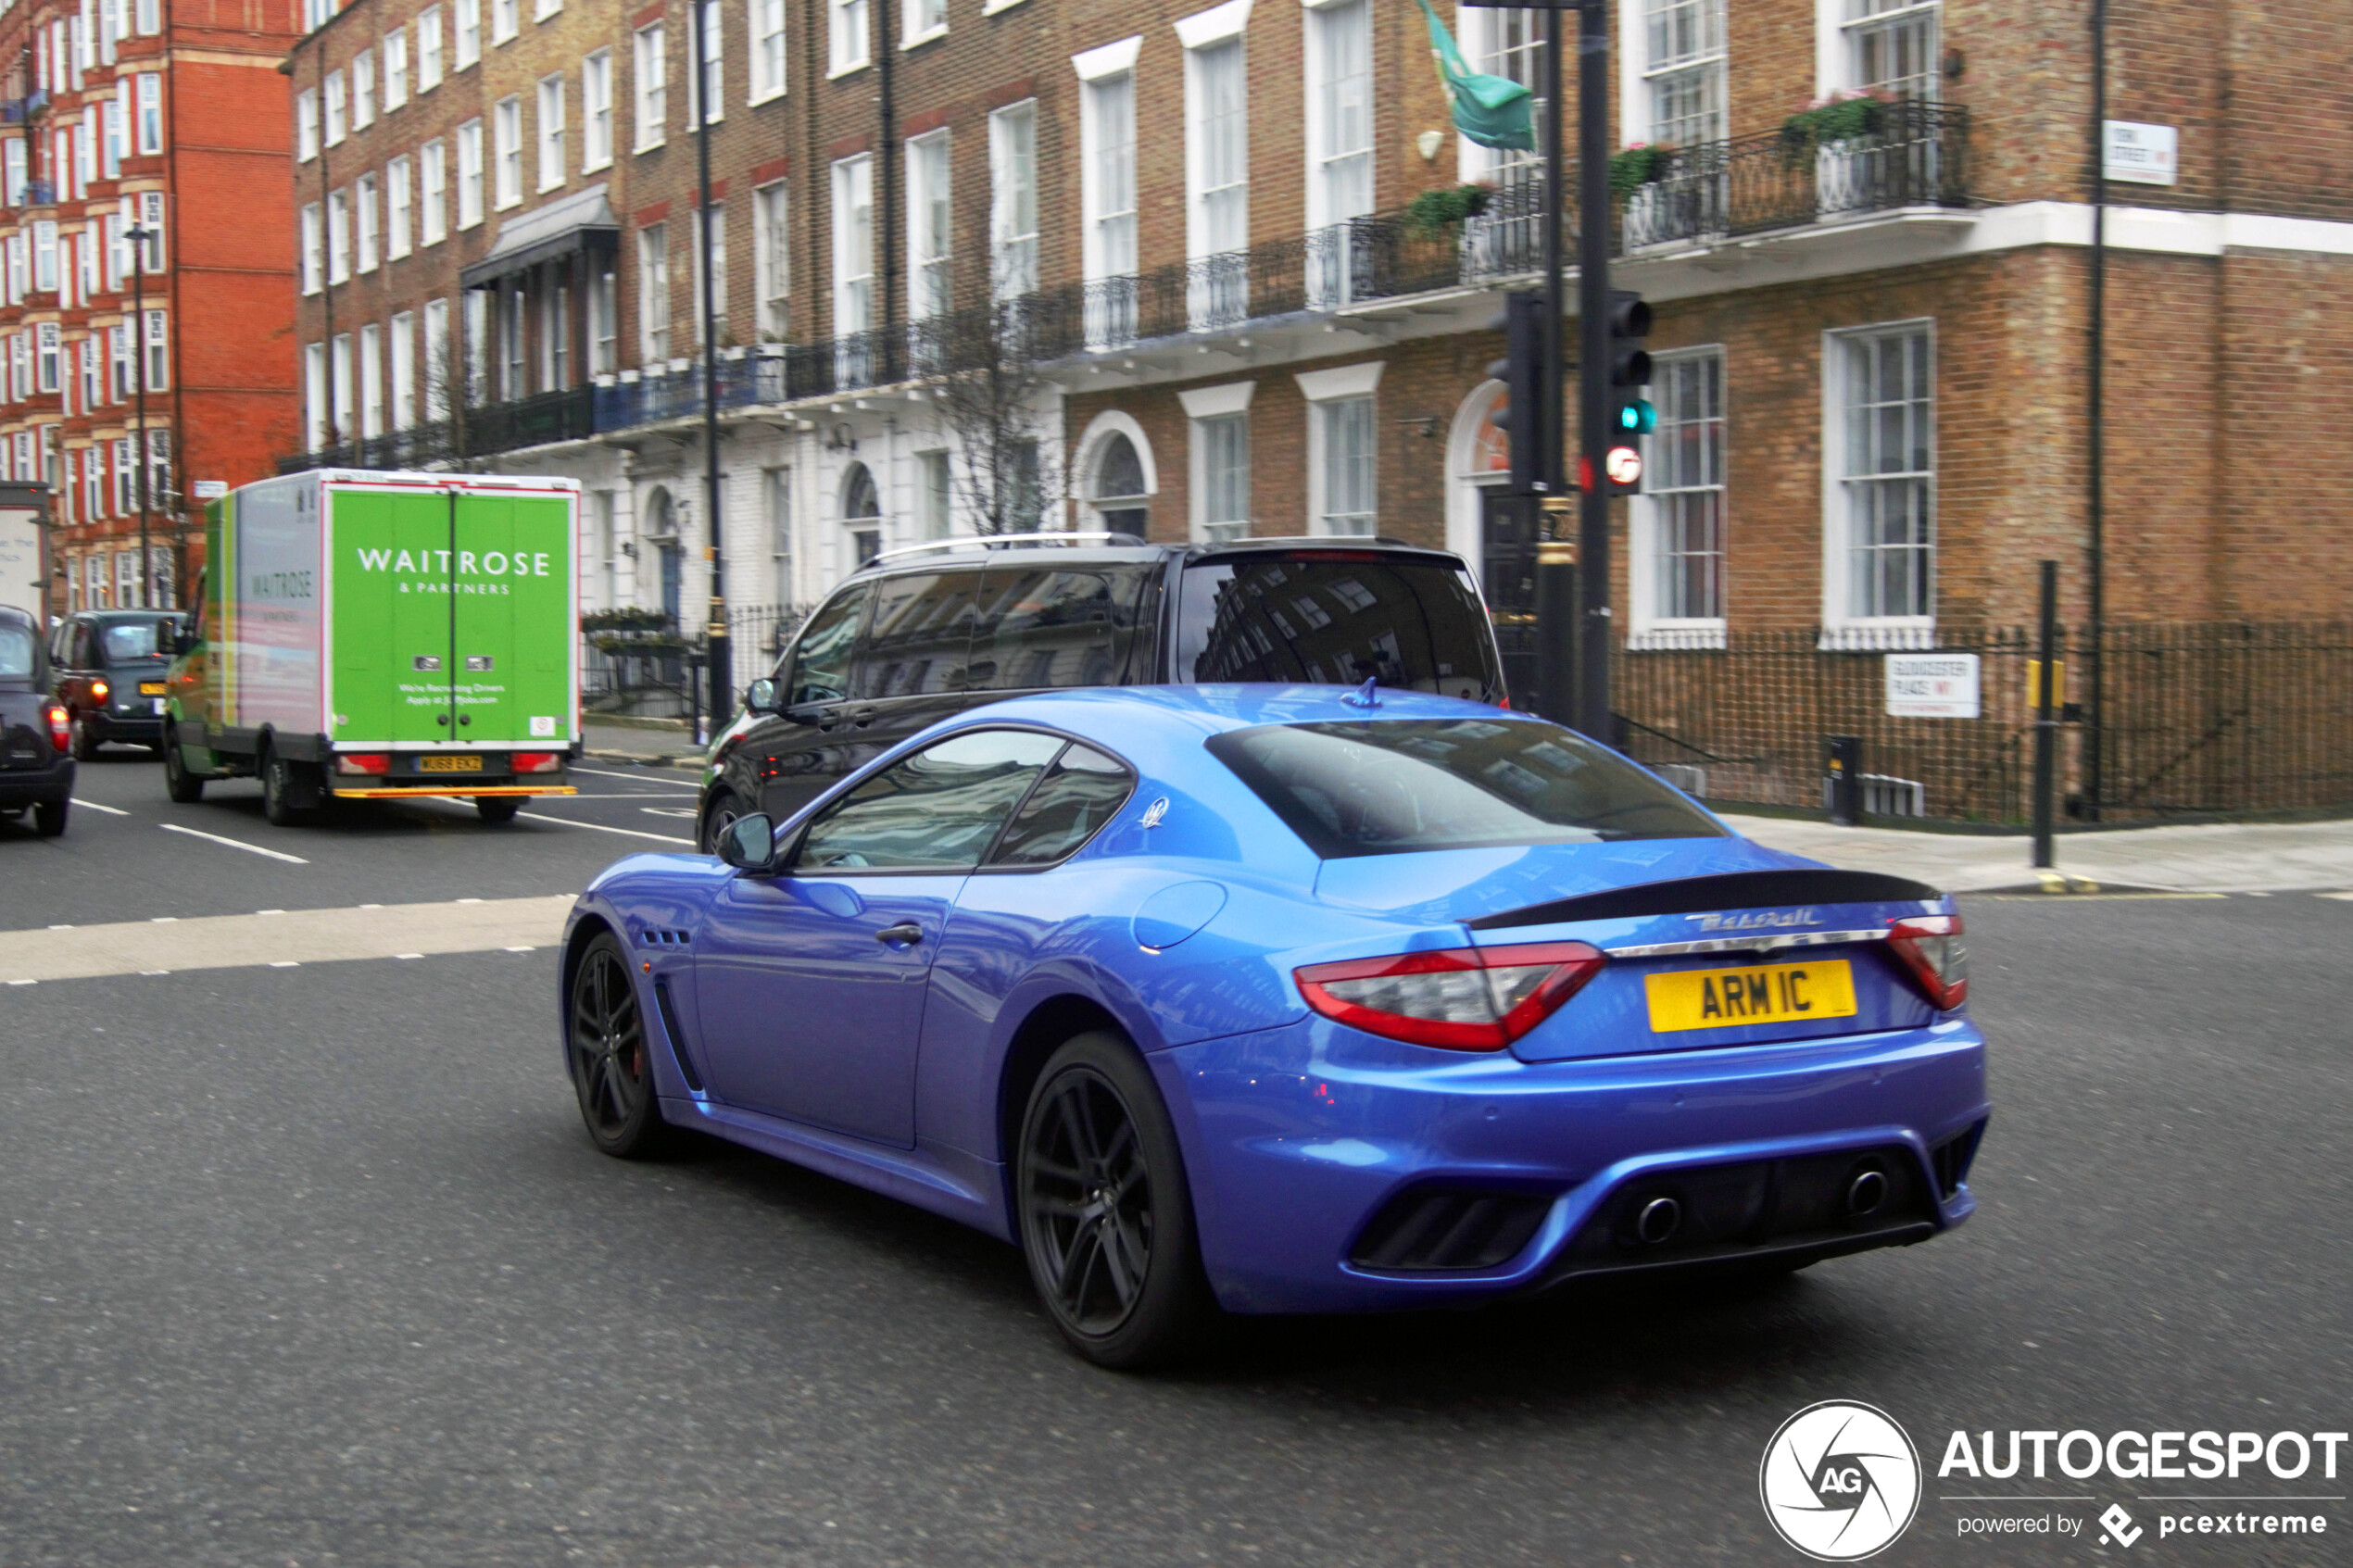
1090, 431, 1149, 535
839, 462, 882, 567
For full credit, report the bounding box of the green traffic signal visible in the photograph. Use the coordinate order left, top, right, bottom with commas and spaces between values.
1615, 397, 1657, 435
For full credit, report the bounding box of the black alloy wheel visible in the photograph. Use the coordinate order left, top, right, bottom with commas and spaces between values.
163, 728, 204, 803
567, 933, 675, 1159
700, 791, 743, 854
1017, 1032, 1215, 1368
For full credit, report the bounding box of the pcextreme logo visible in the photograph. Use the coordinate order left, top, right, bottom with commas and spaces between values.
1760, 1400, 1924, 1562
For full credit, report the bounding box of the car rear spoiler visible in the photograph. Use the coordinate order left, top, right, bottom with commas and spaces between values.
1465, 869, 1946, 931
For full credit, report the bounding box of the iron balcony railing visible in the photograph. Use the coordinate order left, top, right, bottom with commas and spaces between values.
277, 106, 1968, 471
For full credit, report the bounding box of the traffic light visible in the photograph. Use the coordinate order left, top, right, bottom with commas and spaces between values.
1604, 289, 1653, 494
1487, 291, 1545, 496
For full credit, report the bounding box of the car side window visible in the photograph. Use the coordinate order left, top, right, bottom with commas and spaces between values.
851, 571, 982, 700
784, 585, 871, 709
795, 729, 1065, 872
966, 569, 1121, 692
70, 623, 97, 670
988, 744, 1133, 866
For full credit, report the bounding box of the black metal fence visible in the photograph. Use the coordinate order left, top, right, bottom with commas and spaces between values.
1613, 621, 2353, 825
581, 603, 810, 723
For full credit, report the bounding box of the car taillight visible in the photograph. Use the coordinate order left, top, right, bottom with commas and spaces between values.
512, 752, 562, 773
1886, 914, 1968, 1010
46, 705, 69, 751
89, 679, 108, 701
1294, 941, 1607, 1051
334, 753, 392, 775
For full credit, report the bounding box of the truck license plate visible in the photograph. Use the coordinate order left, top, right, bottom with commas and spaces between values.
419, 755, 484, 772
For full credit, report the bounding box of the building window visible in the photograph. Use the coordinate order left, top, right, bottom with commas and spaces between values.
138, 191, 165, 270
355, 173, 379, 270
830, 0, 869, 75
634, 24, 667, 149
418, 5, 444, 89
1642, 0, 1724, 148
456, 119, 484, 227
299, 202, 323, 294
691, 202, 726, 347
904, 0, 944, 45
114, 438, 134, 515
491, 0, 517, 44
544, 278, 569, 388
638, 223, 671, 362
765, 467, 795, 597
583, 49, 613, 169
1306, 0, 1372, 231
1195, 410, 1250, 543
492, 96, 522, 208
831, 154, 874, 338
464, 290, 490, 405
588, 263, 617, 373
353, 50, 376, 129
455, 0, 481, 68
753, 181, 788, 339
391, 309, 416, 429
325, 69, 346, 144
387, 155, 413, 257
1847, 0, 1938, 100
143, 311, 166, 390
687, 0, 723, 124
1088, 433, 1149, 535
988, 100, 1038, 300
1082, 69, 1137, 286
535, 0, 560, 21
384, 28, 409, 110
751, 0, 786, 100
1637, 346, 1726, 633
422, 296, 452, 416
1299, 363, 1383, 535
296, 88, 319, 160
839, 461, 881, 564
326, 186, 349, 281
913, 449, 950, 540
32, 222, 57, 293
594, 489, 619, 606
1187, 36, 1247, 261
1831, 321, 1934, 627
331, 332, 353, 443
537, 75, 565, 190
110, 324, 131, 397
906, 132, 950, 323
359, 323, 384, 438
499, 283, 524, 399
422, 140, 448, 244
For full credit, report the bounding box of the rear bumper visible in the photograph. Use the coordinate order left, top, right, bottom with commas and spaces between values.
85, 710, 164, 745
0, 759, 74, 805
1156, 1015, 1988, 1315
329, 784, 578, 798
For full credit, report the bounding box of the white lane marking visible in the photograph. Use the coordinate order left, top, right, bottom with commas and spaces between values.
152, 917, 178, 923
2320, 891, 2353, 901
258, 909, 285, 915
504, 945, 536, 952
269, 961, 301, 968
395, 952, 423, 960
457, 897, 484, 904
158, 823, 310, 865
527, 790, 702, 801
73, 799, 130, 816
571, 765, 702, 788
47, 924, 72, 930
141, 969, 170, 975
640, 807, 698, 820
515, 811, 695, 847
7, 978, 33, 986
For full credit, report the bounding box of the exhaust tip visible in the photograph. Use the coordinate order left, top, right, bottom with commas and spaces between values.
1846, 1168, 1889, 1219
1635, 1195, 1682, 1246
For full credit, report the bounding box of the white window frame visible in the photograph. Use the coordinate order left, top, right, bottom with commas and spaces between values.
690, 200, 726, 347
901, 0, 945, 49
686, 0, 724, 125
456, 119, 484, 228
750, 0, 787, 100
1296, 360, 1382, 537
352, 48, 376, 129
422, 296, 452, 417
355, 171, 379, 271
1302, 0, 1372, 233
582, 49, 614, 169
1075, 42, 1140, 290
390, 309, 417, 429
905, 130, 950, 322
455, 0, 481, 68
359, 322, 384, 438
828, 0, 869, 76
637, 222, 671, 362
421, 140, 448, 244
383, 28, 409, 111
1629, 345, 1729, 648
304, 341, 327, 448
326, 185, 350, 282
830, 153, 875, 337
387, 154, 413, 257
1832, 0, 1940, 102
536, 74, 565, 191
1180, 6, 1250, 263
1179, 381, 1255, 543
588, 261, 618, 373
296, 87, 320, 160
753, 180, 788, 339
418, 5, 444, 90
1620, 0, 1725, 150
913, 448, 950, 539
299, 202, 323, 294
492, 95, 522, 209
491, 0, 518, 44
324, 69, 346, 145
1821, 318, 1936, 645
634, 23, 667, 151
988, 99, 1038, 300
535, 0, 560, 20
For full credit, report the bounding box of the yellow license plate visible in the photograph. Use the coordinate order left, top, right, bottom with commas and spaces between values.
418, 754, 484, 772
1644, 959, 1857, 1033
138, 682, 167, 696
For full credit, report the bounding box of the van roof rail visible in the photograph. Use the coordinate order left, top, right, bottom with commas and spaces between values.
860, 530, 1148, 569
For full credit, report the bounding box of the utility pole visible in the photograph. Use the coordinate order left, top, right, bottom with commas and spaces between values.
1573, 0, 1612, 739
128, 223, 152, 607
690, 0, 729, 741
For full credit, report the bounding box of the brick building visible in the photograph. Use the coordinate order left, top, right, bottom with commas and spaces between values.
282, 0, 2353, 670
0, 0, 302, 612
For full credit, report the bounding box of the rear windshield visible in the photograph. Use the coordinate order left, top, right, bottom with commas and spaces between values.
0, 622, 34, 679
1175, 556, 1503, 702
101, 621, 169, 661
1206, 718, 1725, 858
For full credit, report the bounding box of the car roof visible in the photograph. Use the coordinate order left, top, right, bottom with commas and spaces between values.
845, 535, 1467, 583
79, 608, 182, 621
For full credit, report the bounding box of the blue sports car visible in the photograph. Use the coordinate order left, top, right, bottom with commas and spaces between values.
560, 685, 1988, 1367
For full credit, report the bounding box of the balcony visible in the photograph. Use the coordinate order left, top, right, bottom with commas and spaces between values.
276, 105, 1969, 473
2, 88, 50, 126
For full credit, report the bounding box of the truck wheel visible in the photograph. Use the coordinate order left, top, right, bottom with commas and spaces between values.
32, 797, 68, 836
163, 729, 205, 803
70, 714, 98, 761
476, 797, 522, 825
261, 748, 310, 826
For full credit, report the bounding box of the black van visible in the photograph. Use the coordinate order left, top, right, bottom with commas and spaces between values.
694, 534, 1507, 849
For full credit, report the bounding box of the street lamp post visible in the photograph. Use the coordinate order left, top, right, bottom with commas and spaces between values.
126, 223, 154, 608
688, 0, 729, 742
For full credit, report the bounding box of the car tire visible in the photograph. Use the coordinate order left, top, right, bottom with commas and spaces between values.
31, 797, 68, 836
1016, 1030, 1219, 1370
476, 796, 522, 825
260, 746, 308, 826
69, 714, 97, 761
699, 789, 743, 853
163, 729, 205, 803
566, 932, 679, 1160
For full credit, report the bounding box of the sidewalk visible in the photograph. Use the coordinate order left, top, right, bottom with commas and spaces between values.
583, 721, 707, 769
1718, 811, 2353, 895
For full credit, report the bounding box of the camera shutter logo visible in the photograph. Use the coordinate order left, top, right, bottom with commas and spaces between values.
1759, 1400, 1922, 1561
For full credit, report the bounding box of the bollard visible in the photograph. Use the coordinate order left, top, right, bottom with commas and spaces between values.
1826, 734, 1863, 827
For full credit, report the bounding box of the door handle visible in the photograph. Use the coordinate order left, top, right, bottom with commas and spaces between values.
846, 705, 879, 730
875, 922, 924, 947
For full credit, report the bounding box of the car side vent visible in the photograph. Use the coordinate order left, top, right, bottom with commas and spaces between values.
1930, 1121, 1985, 1201
640, 928, 694, 947
649, 976, 704, 1093
1349, 1189, 1552, 1273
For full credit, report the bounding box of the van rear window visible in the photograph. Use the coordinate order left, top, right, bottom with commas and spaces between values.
1175, 557, 1503, 702
0, 623, 33, 679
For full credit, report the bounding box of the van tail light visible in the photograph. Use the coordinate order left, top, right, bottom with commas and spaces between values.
1886, 914, 1969, 1010
335, 753, 392, 775
89, 679, 109, 701
1294, 941, 1607, 1052
46, 705, 69, 751
512, 752, 563, 773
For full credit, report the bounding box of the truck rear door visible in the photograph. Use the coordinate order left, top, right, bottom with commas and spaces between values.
330, 483, 461, 746
451, 486, 573, 747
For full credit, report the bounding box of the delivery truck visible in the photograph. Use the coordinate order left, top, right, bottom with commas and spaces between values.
161, 470, 582, 826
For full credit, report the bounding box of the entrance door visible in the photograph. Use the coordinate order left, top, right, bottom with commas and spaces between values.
1480, 487, 1541, 710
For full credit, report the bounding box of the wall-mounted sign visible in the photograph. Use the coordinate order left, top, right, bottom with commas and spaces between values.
1885, 653, 1981, 719
192, 480, 228, 499
2104, 120, 2178, 185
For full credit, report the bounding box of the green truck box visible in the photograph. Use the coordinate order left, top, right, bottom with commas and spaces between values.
163, 470, 582, 825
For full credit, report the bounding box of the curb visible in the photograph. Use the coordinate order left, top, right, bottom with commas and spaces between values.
585, 748, 707, 770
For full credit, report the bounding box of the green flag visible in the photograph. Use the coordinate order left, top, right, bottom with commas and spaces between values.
1415, 0, 1535, 152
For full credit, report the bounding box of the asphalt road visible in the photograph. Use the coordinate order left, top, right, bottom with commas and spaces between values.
2, 750, 2347, 1566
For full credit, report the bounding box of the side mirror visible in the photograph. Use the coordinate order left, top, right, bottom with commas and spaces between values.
716, 812, 778, 874
744, 676, 779, 716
